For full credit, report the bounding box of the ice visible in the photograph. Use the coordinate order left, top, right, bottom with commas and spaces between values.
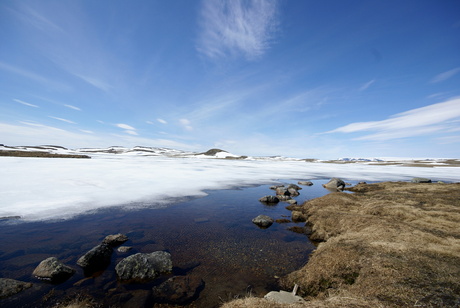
1, 155, 459, 222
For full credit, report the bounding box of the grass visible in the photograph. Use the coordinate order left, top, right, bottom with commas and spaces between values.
0, 150, 90, 159
223, 182, 460, 307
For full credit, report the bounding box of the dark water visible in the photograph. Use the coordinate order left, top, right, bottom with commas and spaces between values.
0, 179, 344, 307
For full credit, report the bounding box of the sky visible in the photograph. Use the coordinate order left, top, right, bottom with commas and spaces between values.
0, 0, 459, 159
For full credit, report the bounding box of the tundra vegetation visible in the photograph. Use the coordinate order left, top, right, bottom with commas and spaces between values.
223, 182, 460, 307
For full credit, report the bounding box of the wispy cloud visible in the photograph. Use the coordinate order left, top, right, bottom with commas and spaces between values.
327, 98, 460, 140
359, 79, 375, 91
179, 118, 193, 131
430, 67, 460, 83
0, 62, 69, 91
64, 104, 81, 111
116, 123, 138, 135
48, 116, 76, 124
116, 123, 136, 130
197, 0, 279, 60
157, 118, 167, 124
14, 99, 39, 108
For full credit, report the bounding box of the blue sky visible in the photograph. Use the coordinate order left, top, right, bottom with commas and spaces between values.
1, 0, 459, 158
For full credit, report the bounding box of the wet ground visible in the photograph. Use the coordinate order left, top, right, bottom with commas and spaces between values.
0, 179, 341, 307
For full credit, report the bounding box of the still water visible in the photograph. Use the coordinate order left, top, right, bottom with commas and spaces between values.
0, 179, 343, 307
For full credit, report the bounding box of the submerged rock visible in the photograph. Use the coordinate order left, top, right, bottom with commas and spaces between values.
117, 246, 132, 253
115, 251, 172, 282
322, 178, 346, 191
33, 257, 75, 283
103, 234, 128, 247
152, 276, 204, 304
252, 215, 274, 229
77, 244, 113, 275
0, 278, 32, 299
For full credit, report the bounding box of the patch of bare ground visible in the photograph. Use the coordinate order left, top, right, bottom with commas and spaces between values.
222, 182, 460, 307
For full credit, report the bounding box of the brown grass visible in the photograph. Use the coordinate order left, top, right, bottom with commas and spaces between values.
0, 150, 90, 159
223, 182, 460, 307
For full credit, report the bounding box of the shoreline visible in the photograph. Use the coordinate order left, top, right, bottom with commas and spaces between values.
223, 181, 460, 307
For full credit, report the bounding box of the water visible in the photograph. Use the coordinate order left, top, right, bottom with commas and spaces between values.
0, 179, 343, 307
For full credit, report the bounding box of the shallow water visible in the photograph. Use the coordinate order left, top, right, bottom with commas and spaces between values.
0, 179, 343, 307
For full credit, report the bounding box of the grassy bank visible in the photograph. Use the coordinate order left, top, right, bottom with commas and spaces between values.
223, 182, 460, 307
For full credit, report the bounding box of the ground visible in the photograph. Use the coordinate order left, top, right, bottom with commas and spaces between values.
223, 182, 460, 307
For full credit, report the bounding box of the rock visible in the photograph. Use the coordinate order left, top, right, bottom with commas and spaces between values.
275, 187, 290, 196
264, 290, 305, 304
115, 251, 172, 282
286, 199, 297, 205
276, 195, 292, 202
32, 257, 75, 283
122, 290, 153, 308
103, 234, 128, 247
152, 276, 204, 304
291, 211, 307, 222
259, 195, 280, 204
411, 177, 432, 183
358, 181, 367, 185
117, 246, 132, 253
322, 178, 346, 191
0, 278, 32, 299
287, 187, 300, 197
298, 181, 313, 186
270, 185, 284, 190
252, 215, 274, 229
77, 244, 113, 275
287, 184, 302, 190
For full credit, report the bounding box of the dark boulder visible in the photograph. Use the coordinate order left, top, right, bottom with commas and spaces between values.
115, 251, 172, 283
77, 244, 113, 275
152, 276, 204, 304
33, 257, 75, 283
252, 215, 274, 229
411, 177, 432, 183
259, 195, 279, 204
0, 278, 32, 299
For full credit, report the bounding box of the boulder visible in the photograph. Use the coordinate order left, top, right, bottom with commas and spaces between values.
298, 181, 313, 186
287, 188, 300, 197
115, 251, 172, 282
33, 257, 75, 283
411, 177, 432, 183
152, 276, 204, 304
259, 195, 279, 204
270, 185, 285, 190
322, 178, 346, 191
0, 278, 32, 299
275, 187, 290, 196
276, 195, 292, 202
102, 234, 128, 247
287, 184, 302, 190
252, 215, 274, 229
77, 244, 113, 275
286, 199, 297, 205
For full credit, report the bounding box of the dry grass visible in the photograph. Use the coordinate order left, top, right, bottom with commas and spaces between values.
0, 150, 90, 159
223, 182, 460, 307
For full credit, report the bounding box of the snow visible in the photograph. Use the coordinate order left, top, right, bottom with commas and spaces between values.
1, 151, 459, 222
